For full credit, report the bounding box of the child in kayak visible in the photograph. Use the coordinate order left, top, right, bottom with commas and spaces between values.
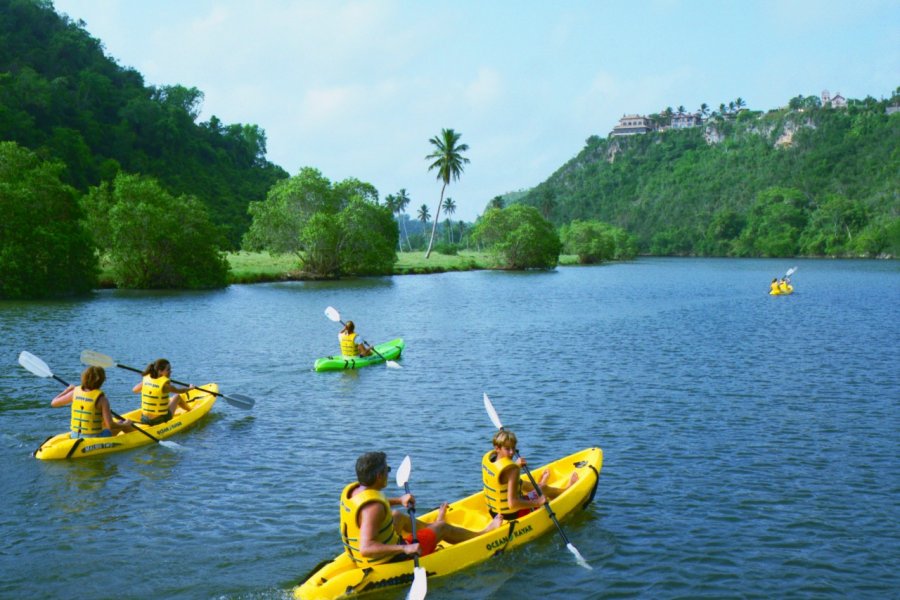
482, 429, 578, 520
132, 358, 193, 425
51, 366, 133, 438
340, 451, 500, 566
339, 321, 372, 358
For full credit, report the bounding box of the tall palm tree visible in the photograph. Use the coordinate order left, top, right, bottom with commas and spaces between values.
424, 128, 469, 258
417, 203, 430, 225
442, 197, 456, 244
396, 188, 412, 252
699, 102, 709, 118
735, 97, 746, 111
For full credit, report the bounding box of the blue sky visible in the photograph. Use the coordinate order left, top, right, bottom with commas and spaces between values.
51, 0, 899, 222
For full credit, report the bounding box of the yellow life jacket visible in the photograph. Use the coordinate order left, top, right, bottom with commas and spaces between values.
141, 375, 170, 418
339, 482, 402, 567
770, 282, 780, 294
482, 450, 519, 516
778, 281, 789, 293
339, 332, 359, 358
70, 387, 104, 436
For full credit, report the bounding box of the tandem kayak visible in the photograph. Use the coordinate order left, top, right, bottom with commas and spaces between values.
294, 446, 602, 599
770, 285, 794, 296
313, 338, 404, 372
33, 384, 218, 460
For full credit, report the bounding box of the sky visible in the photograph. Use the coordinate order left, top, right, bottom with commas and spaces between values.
51, 0, 899, 222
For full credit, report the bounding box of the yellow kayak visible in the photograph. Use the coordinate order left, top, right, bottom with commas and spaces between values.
294, 446, 602, 599
33, 384, 218, 460
769, 285, 794, 296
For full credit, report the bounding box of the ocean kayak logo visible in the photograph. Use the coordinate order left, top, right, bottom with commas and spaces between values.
81, 442, 121, 453
156, 421, 183, 436
485, 523, 533, 550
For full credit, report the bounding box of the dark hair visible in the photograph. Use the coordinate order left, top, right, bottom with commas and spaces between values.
143, 358, 171, 378
341, 321, 356, 335
356, 451, 387, 486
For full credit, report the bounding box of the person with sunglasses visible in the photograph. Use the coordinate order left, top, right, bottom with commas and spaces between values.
482, 429, 578, 520
339, 451, 500, 566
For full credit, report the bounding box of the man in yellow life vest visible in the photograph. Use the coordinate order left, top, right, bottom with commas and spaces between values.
770, 278, 780, 294
482, 429, 578, 520
51, 366, 133, 438
339, 321, 372, 358
339, 452, 501, 567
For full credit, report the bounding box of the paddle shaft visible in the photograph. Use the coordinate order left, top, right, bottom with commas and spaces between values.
513, 448, 576, 546
402, 482, 421, 568
50, 374, 162, 444
115, 363, 222, 401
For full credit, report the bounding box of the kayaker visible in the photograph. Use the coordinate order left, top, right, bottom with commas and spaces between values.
340, 451, 501, 567
50, 366, 133, 438
132, 358, 193, 425
778, 278, 791, 293
482, 429, 578, 520
770, 278, 780, 294
339, 321, 372, 358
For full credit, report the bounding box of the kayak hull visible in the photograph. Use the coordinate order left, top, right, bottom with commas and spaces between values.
769, 286, 794, 296
33, 384, 218, 460
313, 338, 404, 372
294, 446, 602, 599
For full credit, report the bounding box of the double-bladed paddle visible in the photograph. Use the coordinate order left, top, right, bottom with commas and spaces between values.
324, 306, 402, 369
483, 392, 593, 570
17, 351, 180, 449
396, 455, 427, 600
785, 266, 798, 278
79, 350, 255, 410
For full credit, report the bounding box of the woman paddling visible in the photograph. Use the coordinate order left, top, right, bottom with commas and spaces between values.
51, 366, 132, 438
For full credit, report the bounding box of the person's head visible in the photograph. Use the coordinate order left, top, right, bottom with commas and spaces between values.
342, 321, 356, 334
356, 451, 390, 486
772, 278, 777, 283
492, 429, 517, 451
80, 366, 106, 390
143, 358, 171, 378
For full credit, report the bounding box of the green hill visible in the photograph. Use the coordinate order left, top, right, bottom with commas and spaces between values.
518, 93, 899, 257
0, 0, 287, 247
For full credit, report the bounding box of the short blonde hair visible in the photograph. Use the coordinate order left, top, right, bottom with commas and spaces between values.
492, 429, 517, 449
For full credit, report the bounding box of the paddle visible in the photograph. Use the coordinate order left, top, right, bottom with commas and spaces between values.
785, 266, 798, 278
79, 350, 255, 410
324, 306, 402, 369
17, 351, 180, 448
483, 392, 593, 570
396, 455, 427, 600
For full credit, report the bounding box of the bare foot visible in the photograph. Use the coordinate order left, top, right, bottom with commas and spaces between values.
539, 470, 550, 487
566, 472, 579, 488
434, 502, 449, 525
482, 512, 503, 533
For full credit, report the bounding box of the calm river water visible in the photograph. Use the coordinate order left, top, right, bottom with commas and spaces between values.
1, 258, 897, 599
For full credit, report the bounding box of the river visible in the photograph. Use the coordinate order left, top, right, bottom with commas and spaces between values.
1, 257, 897, 599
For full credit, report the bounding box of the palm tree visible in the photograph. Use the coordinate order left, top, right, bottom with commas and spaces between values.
396, 188, 412, 251
424, 128, 469, 258
677, 105, 686, 115
442, 197, 456, 244
735, 97, 746, 111
699, 102, 709, 118
417, 203, 430, 225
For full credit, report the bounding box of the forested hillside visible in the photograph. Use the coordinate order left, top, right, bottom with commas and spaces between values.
0, 0, 287, 246
519, 92, 899, 257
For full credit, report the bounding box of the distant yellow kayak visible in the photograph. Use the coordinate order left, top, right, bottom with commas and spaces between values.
33, 385, 217, 460
294, 446, 602, 600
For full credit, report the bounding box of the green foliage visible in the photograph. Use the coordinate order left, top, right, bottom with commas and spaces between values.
243, 167, 398, 277
473, 205, 561, 269
0, 141, 98, 298
82, 173, 229, 288
520, 93, 899, 258
0, 0, 287, 248
560, 219, 636, 263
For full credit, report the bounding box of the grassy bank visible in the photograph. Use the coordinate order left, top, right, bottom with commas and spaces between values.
227, 251, 580, 284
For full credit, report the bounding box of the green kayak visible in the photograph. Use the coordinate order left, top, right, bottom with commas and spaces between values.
314, 338, 404, 372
